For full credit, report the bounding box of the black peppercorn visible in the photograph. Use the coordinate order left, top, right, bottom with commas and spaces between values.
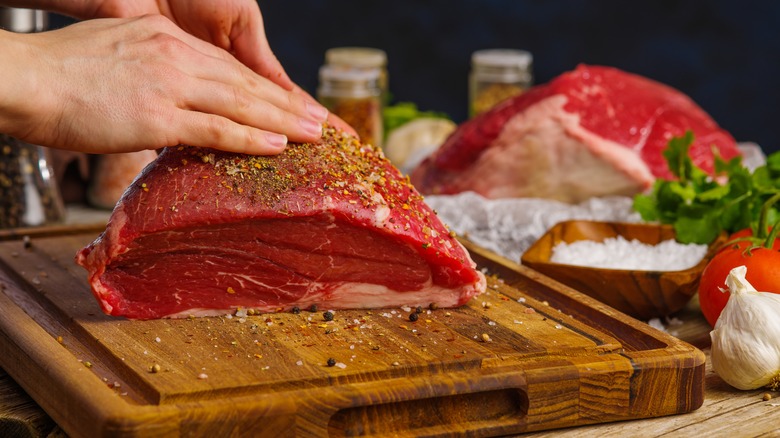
291, 306, 301, 314
309, 304, 318, 312
327, 358, 336, 367
415, 306, 423, 314
323, 311, 334, 321
409, 313, 419, 322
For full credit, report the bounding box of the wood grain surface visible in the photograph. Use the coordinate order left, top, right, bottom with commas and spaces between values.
0, 228, 705, 437
0, 369, 57, 438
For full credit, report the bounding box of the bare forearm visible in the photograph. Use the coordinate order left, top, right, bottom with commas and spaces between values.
0, 29, 38, 138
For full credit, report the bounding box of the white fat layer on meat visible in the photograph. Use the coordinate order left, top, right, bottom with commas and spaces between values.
457, 95, 651, 203
92, 279, 115, 314
102, 206, 130, 260
348, 181, 391, 228
321, 195, 335, 210
373, 201, 390, 227
162, 278, 484, 319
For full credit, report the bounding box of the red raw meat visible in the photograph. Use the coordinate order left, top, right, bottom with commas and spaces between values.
411, 64, 741, 202
76, 127, 485, 319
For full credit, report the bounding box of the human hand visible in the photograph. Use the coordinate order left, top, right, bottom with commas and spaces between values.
85, 0, 357, 135
0, 15, 328, 154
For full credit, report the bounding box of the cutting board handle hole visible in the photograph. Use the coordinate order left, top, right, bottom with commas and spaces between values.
327, 388, 528, 436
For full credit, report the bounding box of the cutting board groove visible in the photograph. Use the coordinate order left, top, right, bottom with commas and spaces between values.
0, 228, 704, 437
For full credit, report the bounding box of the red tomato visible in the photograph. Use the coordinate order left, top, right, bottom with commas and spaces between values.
698, 244, 780, 327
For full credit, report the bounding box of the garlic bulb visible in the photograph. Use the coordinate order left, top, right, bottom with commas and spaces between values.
710, 265, 780, 391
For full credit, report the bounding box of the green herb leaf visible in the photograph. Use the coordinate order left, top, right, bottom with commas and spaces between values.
633, 131, 780, 244
674, 213, 721, 244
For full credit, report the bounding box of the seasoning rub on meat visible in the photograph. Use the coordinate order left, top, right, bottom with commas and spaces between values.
76, 126, 485, 319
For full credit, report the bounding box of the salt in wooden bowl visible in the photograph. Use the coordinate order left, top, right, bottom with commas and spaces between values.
520, 220, 726, 320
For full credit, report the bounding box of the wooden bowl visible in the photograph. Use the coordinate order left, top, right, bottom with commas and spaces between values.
520, 220, 726, 320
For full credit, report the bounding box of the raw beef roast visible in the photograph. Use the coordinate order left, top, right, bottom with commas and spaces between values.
76, 127, 486, 319
411, 64, 741, 203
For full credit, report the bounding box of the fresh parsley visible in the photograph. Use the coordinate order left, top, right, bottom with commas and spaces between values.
633, 131, 780, 244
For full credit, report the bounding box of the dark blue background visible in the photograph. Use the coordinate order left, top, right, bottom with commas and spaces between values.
49, 0, 780, 153
262, 0, 780, 153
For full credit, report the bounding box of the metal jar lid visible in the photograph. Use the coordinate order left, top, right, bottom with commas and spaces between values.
325, 47, 387, 69
317, 65, 382, 99
0, 7, 48, 33
471, 49, 533, 84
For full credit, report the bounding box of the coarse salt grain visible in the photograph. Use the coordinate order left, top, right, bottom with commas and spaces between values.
550, 235, 707, 271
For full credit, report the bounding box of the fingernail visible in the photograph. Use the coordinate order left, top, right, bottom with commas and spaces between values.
299, 117, 323, 137
265, 132, 287, 149
305, 101, 329, 121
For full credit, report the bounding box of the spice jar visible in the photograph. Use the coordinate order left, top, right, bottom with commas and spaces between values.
0, 135, 65, 228
325, 47, 389, 104
469, 49, 533, 117
317, 65, 383, 148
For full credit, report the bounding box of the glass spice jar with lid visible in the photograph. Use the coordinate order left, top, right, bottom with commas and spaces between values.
469, 49, 533, 117
325, 47, 389, 104
317, 65, 383, 148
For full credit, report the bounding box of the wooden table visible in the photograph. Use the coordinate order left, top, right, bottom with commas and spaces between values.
523, 303, 780, 437
1, 206, 778, 436
1, 291, 777, 437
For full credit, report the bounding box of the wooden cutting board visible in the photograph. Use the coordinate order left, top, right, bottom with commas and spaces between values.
0, 226, 704, 437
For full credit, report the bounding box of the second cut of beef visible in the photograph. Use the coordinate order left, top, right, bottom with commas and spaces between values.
76, 127, 486, 319
411, 64, 741, 203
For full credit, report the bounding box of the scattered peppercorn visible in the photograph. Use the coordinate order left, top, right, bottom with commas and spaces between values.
763, 392, 773, 401
327, 358, 336, 367
323, 311, 334, 321
409, 313, 419, 322
150, 364, 161, 373
291, 306, 301, 314
415, 306, 423, 314
309, 304, 318, 312
429, 303, 439, 311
